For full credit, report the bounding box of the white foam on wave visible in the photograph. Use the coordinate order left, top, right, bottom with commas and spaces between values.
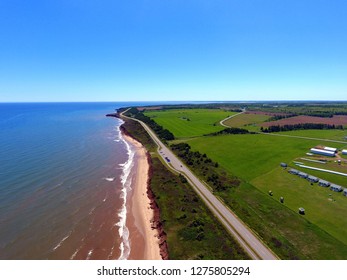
86, 249, 94, 260
89, 207, 96, 215
115, 122, 135, 260
70, 248, 79, 260
104, 177, 115, 182
114, 124, 121, 132
53, 230, 72, 251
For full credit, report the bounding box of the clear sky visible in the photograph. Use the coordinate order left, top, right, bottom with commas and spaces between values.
0, 0, 346, 102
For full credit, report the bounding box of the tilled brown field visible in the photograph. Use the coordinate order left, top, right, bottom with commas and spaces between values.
262, 115, 347, 127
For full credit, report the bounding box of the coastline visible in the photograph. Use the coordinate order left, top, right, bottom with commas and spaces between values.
121, 133, 162, 260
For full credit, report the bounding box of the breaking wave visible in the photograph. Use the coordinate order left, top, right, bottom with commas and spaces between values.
52, 231, 72, 251
104, 177, 115, 182
116, 121, 135, 260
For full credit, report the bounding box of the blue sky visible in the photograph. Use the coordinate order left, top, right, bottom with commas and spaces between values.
0, 0, 346, 102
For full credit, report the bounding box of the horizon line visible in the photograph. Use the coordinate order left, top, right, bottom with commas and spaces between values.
1, 100, 347, 103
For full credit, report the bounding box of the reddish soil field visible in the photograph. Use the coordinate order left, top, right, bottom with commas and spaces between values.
137, 106, 163, 111
262, 115, 347, 127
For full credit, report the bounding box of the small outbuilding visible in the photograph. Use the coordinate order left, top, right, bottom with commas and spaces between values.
330, 184, 343, 192
298, 172, 308, 179
280, 162, 287, 167
288, 168, 299, 175
307, 175, 319, 183
318, 179, 330, 187
343, 189, 347, 197
342, 149, 347, 155
299, 207, 305, 215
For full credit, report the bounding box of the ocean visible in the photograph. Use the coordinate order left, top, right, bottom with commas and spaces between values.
0, 102, 155, 260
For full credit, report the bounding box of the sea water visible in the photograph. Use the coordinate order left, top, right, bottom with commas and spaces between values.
0, 102, 146, 259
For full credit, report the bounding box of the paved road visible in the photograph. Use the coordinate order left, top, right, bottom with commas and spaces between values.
121, 110, 278, 260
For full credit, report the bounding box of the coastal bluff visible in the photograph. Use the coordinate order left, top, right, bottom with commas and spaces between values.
105, 112, 120, 118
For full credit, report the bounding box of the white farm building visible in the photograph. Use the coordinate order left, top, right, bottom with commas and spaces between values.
344, 189, 347, 197
310, 148, 335, 157
323, 146, 338, 153
342, 149, 347, 155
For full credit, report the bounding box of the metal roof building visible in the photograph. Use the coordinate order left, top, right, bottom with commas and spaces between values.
288, 168, 299, 175
318, 179, 330, 187
323, 146, 338, 153
343, 189, 347, 197
298, 172, 308, 178
307, 175, 319, 183
310, 148, 335, 157
330, 184, 343, 192
342, 149, 347, 155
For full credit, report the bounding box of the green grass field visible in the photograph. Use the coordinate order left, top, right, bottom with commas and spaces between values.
294, 164, 347, 187
275, 129, 347, 141
186, 134, 347, 245
252, 167, 347, 244
223, 113, 270, 131
144, 109, 235, 138
186, 134, 346, 181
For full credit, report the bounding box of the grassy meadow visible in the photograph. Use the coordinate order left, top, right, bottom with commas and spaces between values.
275, 129, 347, 141
144, 109, 235, 138
252, 167, 347, 244
185, 134, 347, 246
218, 181, 347, 259
186, 134, 346, 181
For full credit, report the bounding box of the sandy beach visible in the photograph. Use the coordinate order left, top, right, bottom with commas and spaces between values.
122, 134, 162, 260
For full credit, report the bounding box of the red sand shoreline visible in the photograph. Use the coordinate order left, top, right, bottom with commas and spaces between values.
121, 133, 162, 260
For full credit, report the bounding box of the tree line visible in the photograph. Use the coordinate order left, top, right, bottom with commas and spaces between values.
124, 107, 175, 141
170, 142, 240, 192
205, 127, 254, 136
261, 123, 344, 133
266, 111, 347, 120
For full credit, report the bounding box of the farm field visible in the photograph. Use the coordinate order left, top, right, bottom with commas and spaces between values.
223, 112, 270, 131
144, 109, 235, 138
247, 105, 347, 116
186, 134, 346, 181
294, 163, 347, 187
262, 115, 347, 127
251, 167, 347, 244
275, 129, 347, 142
185, 134, 347, 246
